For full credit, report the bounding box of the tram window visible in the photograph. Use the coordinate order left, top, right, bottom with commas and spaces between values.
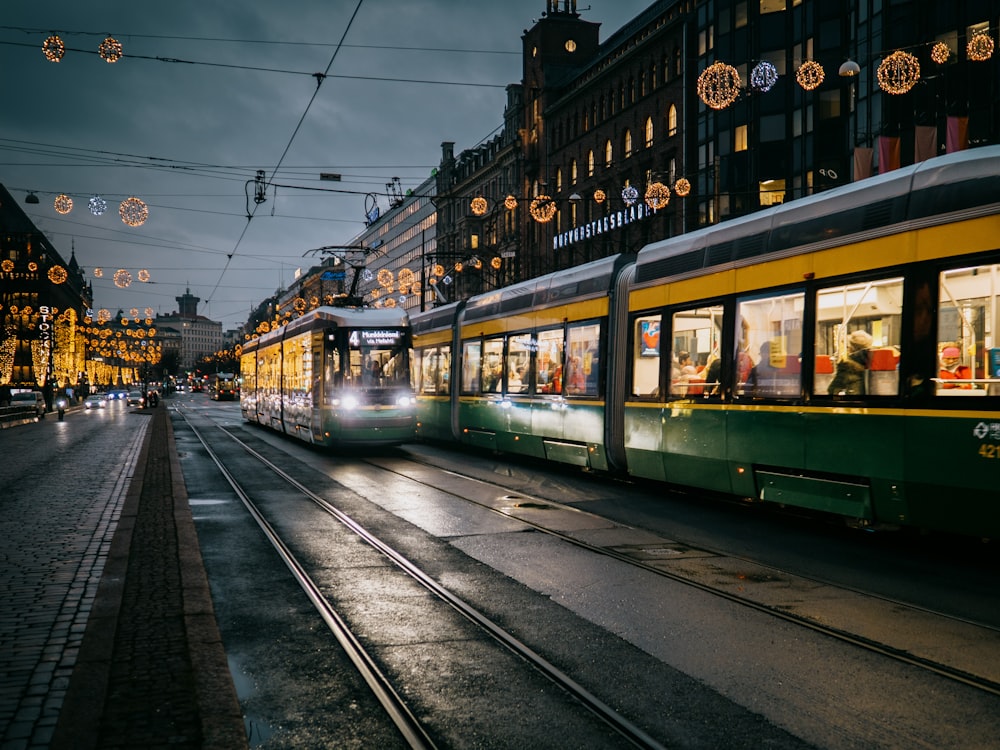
816, 277, 902, 397
461, 341, 482, 395
632, 314, 661, 397
536, 328, 565, 394
735, 291, 804, 398
482, 336, 505, 392
506, 334, 532, 393
937, 265, 996, 396
566, 321, 601, 396
326, 345, 342, 394
418, 346, 450, 395
670, 305, 722, 397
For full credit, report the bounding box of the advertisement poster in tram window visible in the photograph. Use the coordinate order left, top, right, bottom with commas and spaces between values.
640, 319, 660, 357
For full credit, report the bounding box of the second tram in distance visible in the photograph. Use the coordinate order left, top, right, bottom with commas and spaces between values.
240, 306, 416, 447
411, 146, 1000, 540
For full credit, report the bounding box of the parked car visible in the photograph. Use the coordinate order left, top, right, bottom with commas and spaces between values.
84, 394, 106, 409
11, 391, 45, 418
126, 391, 145, 406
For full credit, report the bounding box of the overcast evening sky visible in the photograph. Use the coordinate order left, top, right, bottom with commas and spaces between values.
1, 1, 652, 327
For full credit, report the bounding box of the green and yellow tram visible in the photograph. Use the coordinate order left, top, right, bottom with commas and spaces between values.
412, 146, 1000, 538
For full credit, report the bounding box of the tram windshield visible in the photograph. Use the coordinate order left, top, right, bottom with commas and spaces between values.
326, 327, 411, 391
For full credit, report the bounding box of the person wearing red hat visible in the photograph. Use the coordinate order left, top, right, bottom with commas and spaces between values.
939, 345, 973, 389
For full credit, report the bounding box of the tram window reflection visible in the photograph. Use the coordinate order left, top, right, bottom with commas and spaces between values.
506, 334, 532, 393
937, 265, 996, 396
735, 291, 804, 398
670, 305, 722, 397
566, 321, 600, 396
482, 336, 505, 392
816, 277, 902, 397
536, 328, 565, 394
462, 341, 481, 395
632, 314, 661, 397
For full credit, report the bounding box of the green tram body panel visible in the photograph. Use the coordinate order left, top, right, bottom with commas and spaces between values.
320, 407, 415, 446
625, 402, 1000, 537
416, 397, 453, 442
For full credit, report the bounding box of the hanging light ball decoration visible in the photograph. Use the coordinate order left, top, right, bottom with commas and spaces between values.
98, 35, 123, 63
645, 182, 671, 210
674, 178, 692, 197
97, 309, 112, 324
454, 262, 463, 273
504, 194, 518, 210
377, 268, 394, 288
1, 259, 13, 272
54, 194, 73, 214
88, 195, 108, 216
361, 268, 374, 282
145, 307, 154, 317
491, 256, 502, 270
48, 265, 68, 284
113, 269, 132, 288
433, 263, 445, 277
293, 297, 306, 312
137, 269, 150, 282
42, 35, 65, 62
470, 196, 488, 216
877, 50, 920, 94
621, 185, 639, 207
529, 195, 557, 223
398, 268, 415, 291
796, 60, 825, 91
593, 189, 607, 204
931, 41, 951, 65
119, 196, 149, 227
129, 308, 139, 318
28, 261, 38, 272
696, 62, 742, 110
93, 267, 103, 278
967, 32, 995, 62
749, 61, 779, 93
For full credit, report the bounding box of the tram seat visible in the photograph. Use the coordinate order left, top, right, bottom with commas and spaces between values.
687, 378, 705, 396
869, 348, 898, 370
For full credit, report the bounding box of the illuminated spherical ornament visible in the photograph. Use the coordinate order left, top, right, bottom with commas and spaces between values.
9, 305, 18, 315
119, 196, 149, 227
89, 196, 108, 216
129, 308, 139, 318
48, 265, 68, 284
377, 268, 394, 288
470, 196, 488, 216
504, 194, 518, 210
43, 35, 65, 62
93, 267, 104, 278
644, 182, 671, 210
28, 261, 38, 272
491, 256, 502, 270
433, 263, 445, 277
398, 268, 415, 290
98, 36, 123, 63
121, 318, 129, 326
674, 178, 692, 197
309, 295, 319, 308
594, 189, 606, 204
259, 320, 270, 333
749, 61, 778, 93
145, 318, 152, 325
293, 297, 306, 312
967, 32, 994, 62
113, 269, 132, 288
621, 185, 639, 207
324, 294, 335, 305
144, 307, 154, 317
98, 309, 111, 323
529, 195, 557, 223
371, 288, 381, 300
877, 50, 920, 94
137, 269, 150, 282
54, 194, 73, 214
1, 259, 13, 272
931, 42, 951, 65
796, 60, 825, 91
385, 297, 397, 308
696, 61, 742, 110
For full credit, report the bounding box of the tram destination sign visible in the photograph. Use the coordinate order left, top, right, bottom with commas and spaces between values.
351, 329, 404, 347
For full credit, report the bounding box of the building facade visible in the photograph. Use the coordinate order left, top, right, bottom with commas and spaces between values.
155, 289, 223, 372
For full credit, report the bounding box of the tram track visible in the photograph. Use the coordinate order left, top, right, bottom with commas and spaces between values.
353, 449, 1000, 700
179, 409, 670, 750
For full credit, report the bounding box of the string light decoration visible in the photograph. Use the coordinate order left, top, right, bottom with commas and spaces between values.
529, 195, 556, 223
594, 189, 607, 204
967, 32, 995, 61
97, 309, 111, 323
43, 35, 65, 62
796, 60, 825, 90
491, 256, 502, 270
697, 62, 741, 110
621, 185, 639, 207
145, 307, 154, 317
113, 269, 132, 288
377, 268, 394, 287
93, 267, 104, 278
504, 194, 518, 210
674, 178, 692, 197
453, 262, 463, 273
293, 297, 306, 312
645, 182, 670, 210
877, 50, 920, 94
54, 194, 73, 214
129, 308, 139, 318
48, 265, 68, 284
1, 259, 13, 272
398, 268, 415, 291
470, 197, 488, 216
309, 295, 319, 308
28, 262, 38, 272
750, 61, 779, 93
98, 35, 123, 63
89, 195, 108, 216
931, 41, 951, 64
119, 196, 149, 227
137, 269, 150, 282
361, 268, 374, 282
433, 264, 445, 277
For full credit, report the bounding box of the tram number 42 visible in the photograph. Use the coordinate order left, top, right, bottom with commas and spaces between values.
978, 444, 1000, 459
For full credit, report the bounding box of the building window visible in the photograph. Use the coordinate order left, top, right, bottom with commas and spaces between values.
605, 139, 613, 168
667, 104, 678, 136
571, 159, 578, 184
587, 150, 595, 177
735, 124, 748, 152
645, 117, 654, 148
624, 129, 633, 158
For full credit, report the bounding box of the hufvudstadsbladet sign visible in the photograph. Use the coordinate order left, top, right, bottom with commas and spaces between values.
552, 202, 658, 250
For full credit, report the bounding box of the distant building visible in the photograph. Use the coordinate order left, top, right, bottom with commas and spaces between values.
155, 288, 222, 371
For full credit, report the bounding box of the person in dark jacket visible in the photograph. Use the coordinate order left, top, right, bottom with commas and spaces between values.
828, 330, 872, 395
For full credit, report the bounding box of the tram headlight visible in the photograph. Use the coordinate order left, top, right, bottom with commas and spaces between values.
396, 394, 415, 407
332, 394, 360, 410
